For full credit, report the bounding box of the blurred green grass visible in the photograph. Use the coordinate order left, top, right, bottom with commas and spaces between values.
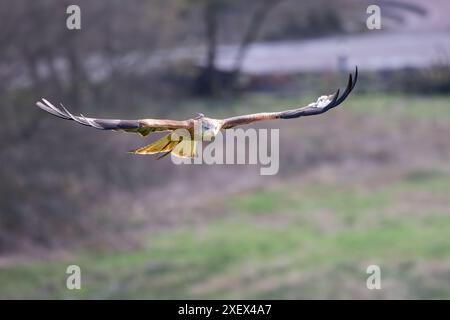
1, 93, 450, 299
1, 169, 449, 299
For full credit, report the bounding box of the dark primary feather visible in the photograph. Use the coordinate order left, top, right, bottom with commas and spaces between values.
221, 66, 358, 128
36, 99, 192, 136
36, 99, 141, 130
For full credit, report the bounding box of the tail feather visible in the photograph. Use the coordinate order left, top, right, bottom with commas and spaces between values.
130, 134, 178, 155
171, 139, 198, 158
129, 133, 198, 158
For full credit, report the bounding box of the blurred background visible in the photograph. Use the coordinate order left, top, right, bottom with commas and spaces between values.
0, 0, 449, 299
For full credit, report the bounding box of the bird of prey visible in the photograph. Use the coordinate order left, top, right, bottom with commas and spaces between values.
36, 67, 357, 158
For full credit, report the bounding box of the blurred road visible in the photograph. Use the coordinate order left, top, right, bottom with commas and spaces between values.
211, 0, 450, 74
12, 30, 449, 86
213, 31, 450, 74
4, 0, 450, 87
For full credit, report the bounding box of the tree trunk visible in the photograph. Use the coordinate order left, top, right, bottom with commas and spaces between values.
203, 0, 219, 96
231, 0, 282, 84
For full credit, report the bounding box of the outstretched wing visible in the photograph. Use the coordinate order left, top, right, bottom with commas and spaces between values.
221, 67, 358, 129
36, 99, 192, 136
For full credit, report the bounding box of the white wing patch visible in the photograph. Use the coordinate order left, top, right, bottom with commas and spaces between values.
308, 95, 332, 109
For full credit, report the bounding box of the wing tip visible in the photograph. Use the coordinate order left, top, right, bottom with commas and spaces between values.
36, 98, 70, 119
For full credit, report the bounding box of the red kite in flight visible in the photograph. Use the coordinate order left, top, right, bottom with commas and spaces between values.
36, 67, 357, 158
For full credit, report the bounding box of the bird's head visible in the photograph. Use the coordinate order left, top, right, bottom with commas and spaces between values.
200, 118, 221, 140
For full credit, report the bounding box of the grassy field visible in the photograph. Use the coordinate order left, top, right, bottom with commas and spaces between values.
1, 93, 450, 299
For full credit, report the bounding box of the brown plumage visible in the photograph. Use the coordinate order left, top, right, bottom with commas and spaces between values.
36, 67, 357, 158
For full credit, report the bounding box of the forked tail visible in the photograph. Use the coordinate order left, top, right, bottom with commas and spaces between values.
129, 133, 198, 159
